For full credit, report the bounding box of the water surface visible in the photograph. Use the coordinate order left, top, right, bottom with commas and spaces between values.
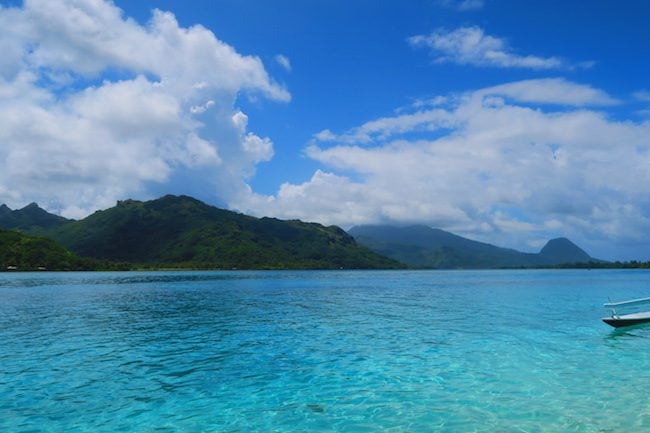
1, 269, 650, 432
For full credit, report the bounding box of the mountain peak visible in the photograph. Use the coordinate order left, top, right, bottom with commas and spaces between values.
0, 202, 70, 230
350, 225, 598, 268
539, 237, 592, 264
155, 194, 204, 205
21, 202, 43, 211
116, 199, 143, 207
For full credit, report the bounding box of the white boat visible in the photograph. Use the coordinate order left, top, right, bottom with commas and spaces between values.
603, 297, 650, 328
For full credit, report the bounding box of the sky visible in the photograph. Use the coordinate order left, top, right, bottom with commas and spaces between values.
1, 0, 650, 261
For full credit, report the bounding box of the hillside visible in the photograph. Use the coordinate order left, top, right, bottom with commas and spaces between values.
7, 196, 402, 270
538, 237, 592, 264
0, 203, 70, 233
0, 229, 89, 271
348, 225, 598, 269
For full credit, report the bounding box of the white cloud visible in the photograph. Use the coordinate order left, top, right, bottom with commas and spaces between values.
492, 212, 537, 233
633, 90, 650, 102
313, 129, 337, 142
275, 54, 292, 72
238, 79, 650, 259
437, 0, 484, 11
190, 100, 215, 114
0, 0, 288, 216
312, 108, 456, 144
479, 79, 619, 106
412, 96, 449, 109
408, 26, 586, 70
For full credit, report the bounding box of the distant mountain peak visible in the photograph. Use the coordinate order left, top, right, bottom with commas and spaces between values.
350, 224, 596, 268
541, 237, 581, 253
19, 202, 51, 215
0, 202, 70, 231
543, 237, 573, 247
539, 237, 592, 263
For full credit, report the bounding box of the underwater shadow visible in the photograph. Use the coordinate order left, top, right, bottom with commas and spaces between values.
603, 322, 650, 341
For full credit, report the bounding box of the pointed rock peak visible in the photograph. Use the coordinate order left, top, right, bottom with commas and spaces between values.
19, 202, 49, 214
14, 202, 69, 221
540, 237, 591, 262
0, 204, 11, 212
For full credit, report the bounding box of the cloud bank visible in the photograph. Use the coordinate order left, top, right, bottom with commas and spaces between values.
237, 79, 650, 260
0, 0, 288, 217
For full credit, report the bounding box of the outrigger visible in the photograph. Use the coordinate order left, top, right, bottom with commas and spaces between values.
603, 297, 650, 328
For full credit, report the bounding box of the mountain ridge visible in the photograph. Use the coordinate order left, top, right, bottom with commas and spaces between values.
0, 195, 402, 270
0, 198, 602, 270
0, 202, 70, 233
348, 224, 599, 268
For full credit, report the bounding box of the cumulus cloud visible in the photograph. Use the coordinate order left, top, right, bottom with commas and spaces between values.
0, 0, 288, 217
237, 79, 650, 260
311, 79, 617, 147
408, 26, 587, 70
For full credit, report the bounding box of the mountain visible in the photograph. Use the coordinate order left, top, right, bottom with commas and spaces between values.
539, 237, 592, 264
1, 197, 597, 270
0, 202, 70, 233
13, 195, 402, 270
348, 225, 598, 269
0, 229, 89, 271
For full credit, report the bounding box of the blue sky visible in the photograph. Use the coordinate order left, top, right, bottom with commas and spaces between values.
123, 0, 650, 192
1, 0, 650, 260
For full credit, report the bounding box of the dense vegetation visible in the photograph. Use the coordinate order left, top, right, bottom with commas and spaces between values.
0, 229, 121, 271
1, 196, 403, 270
541, 261, 650, 269
349, 225, 598, 269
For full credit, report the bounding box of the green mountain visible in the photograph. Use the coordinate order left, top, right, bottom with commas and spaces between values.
348, 225, 598, 269
0, 229, 88, 271
2, 195, 402, 270
0, 203, 70, 233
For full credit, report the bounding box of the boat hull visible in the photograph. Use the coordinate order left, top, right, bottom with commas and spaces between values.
603, 315, 650, 328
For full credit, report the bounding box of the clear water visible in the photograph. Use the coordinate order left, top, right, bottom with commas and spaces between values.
2, 269, 650, 432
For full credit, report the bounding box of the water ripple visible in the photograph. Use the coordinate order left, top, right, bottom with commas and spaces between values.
2, 269, 650, 432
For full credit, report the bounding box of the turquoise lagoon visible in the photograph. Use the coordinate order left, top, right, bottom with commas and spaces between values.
2, 269, 650, 432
